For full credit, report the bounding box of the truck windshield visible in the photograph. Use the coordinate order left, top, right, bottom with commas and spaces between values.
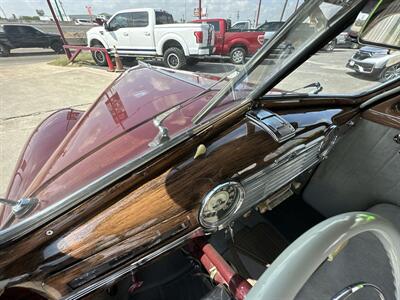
192, 0, 366, 124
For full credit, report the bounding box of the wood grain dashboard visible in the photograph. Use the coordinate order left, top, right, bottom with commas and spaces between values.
362, 96, 400, 129
0, 106, 354, 299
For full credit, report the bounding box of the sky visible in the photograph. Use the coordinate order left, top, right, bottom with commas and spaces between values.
0, 0, 303, 23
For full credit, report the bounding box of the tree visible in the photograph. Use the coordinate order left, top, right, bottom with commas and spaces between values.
36, 9, 45, 17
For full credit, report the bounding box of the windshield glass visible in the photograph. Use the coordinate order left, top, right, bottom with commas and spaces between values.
193, 0, 367, 124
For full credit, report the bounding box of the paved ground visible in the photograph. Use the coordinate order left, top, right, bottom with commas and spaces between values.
0, 60, 118, 195
0, 47, 381, 196
0, 48, 63, 65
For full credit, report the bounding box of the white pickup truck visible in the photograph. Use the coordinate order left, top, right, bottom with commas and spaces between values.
87, 8, 214, 69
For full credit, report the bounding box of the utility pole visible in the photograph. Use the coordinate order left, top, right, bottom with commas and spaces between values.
184, 0, 187, 22
295, 0, 300, 10
255, 0, 261, 27
53, 0, 64, 21
280, 0, 289, 22
59, 0, 69, 21
198, 0, 202, 20
0, 5, 7, 19
237, 11, 239, 21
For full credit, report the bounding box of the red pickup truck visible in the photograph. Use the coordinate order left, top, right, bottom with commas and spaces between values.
192, 18, 264, 64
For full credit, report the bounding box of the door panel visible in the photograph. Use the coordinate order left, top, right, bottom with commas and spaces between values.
129, 11, 155, 54
362, 97, 400, 129
105, 12, 134, 51
304, 98, 400, 216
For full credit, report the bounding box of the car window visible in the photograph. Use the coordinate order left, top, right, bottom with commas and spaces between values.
208, 21, 220, 32
273, 31, 399, 95
108, 13, 133, 30
132, 12, 149, 27
19, 26, 39, 35
156, 11, 174, 25
4, 26, 21, 35
231, 23, 246, 30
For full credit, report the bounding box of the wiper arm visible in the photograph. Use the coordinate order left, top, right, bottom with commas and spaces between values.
192, 70, 240, 124
282, 82, 323, 95
0, 197, 38, 218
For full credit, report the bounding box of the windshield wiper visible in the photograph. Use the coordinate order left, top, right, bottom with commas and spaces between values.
0, 197, 38, 218
281, 82, 323, 95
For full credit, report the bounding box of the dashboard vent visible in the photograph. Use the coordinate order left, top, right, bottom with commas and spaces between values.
238, 137, 324, 214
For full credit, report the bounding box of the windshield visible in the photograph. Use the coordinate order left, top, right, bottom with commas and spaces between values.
193, 0, 366, 124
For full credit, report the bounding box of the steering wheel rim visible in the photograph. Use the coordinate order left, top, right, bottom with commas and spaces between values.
245, 212, 400, 300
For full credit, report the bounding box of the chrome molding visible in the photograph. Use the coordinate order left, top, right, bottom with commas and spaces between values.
62, 228, 202, 300
238, 137, 323, 215
0, 131, 193, 245
198, 181, 245, 230
246, 109, 296, 143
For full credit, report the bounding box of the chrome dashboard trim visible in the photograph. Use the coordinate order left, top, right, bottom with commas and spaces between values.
238, 136, 324, 216
199, 181, 245, 231
246, 109, 296, 143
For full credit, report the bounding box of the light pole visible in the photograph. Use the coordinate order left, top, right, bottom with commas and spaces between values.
0, 5, 7, 19
255, 0, 261, 27
280, 0, 289, 22
199, 0, 202, 20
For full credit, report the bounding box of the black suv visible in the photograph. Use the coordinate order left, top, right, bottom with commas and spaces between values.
0, 24, 64, 57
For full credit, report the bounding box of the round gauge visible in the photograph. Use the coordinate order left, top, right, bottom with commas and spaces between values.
199, 181, 245, 230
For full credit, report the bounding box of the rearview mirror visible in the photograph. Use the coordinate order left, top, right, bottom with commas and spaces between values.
359, 0, 400, 50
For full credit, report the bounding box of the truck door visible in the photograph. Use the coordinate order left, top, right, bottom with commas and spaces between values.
129, 11, 155, 55
19, 26, 47, 48
207, 21, 223, 55
105, 12, 135, 54
4, 26, 25, 47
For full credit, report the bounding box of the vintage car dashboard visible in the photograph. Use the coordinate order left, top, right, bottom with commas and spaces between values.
0, 106, 351, 300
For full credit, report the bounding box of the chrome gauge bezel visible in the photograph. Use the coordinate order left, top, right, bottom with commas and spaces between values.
199, 181, 245, 231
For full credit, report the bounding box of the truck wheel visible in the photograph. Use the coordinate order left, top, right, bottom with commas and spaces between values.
186, 58, 199, 66
164, 47, 186, 69
0, 44, 10, 57
230, 47, 246, 64
379, 63, 400, 82
91, 42, 108, 66
51, 41, 65, 54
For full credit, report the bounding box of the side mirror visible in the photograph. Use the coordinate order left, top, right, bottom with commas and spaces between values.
103, 22, 109, 31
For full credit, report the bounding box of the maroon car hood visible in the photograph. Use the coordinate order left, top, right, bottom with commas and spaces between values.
9, 66, 227, 219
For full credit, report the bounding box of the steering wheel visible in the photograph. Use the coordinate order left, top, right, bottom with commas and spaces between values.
245, 212, 400, 300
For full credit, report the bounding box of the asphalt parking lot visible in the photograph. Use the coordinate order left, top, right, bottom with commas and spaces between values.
0, 47, 380, 195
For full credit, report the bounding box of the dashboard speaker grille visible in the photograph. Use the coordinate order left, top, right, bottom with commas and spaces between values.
238, 137, 324, 214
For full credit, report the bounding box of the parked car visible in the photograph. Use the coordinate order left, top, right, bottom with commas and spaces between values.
192, 18, 264, 64
0, 24, 64, 57
87, 9, 214, 69
346, 46, 400, 82
256, 21, 285, 43
74, 19, 98, 26
1, 1, 399, 300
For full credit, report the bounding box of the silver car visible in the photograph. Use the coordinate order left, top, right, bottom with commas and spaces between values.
346, 46, 400, 82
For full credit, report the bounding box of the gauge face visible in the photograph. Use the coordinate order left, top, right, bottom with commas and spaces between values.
199, 182, 245, 230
